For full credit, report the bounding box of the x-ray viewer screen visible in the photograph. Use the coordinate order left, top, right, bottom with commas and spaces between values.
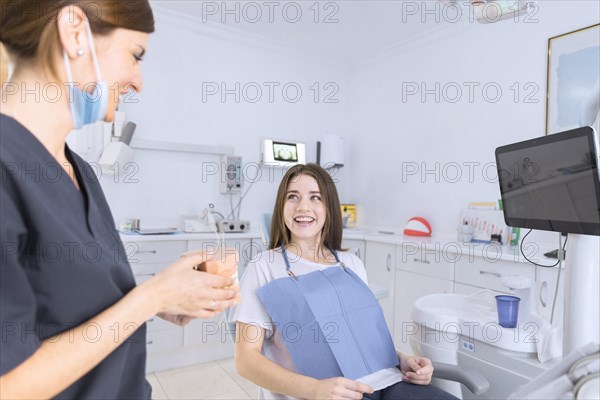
273, 142, 298, 162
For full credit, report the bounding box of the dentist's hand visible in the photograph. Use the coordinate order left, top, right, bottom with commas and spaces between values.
157, 313, 194, 327
143, 251, 239, 320
312, 377, 374, 399
398, 353, 434, 385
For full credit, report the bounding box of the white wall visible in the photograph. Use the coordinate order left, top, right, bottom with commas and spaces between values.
101, 1, 599, 245
346, 1, 599, 244
100, 9, 353, 228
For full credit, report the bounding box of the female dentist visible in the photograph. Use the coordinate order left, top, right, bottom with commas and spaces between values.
0, 1, 238, 398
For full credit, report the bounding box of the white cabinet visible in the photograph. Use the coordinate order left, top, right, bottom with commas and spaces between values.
536, 265, 564, 325
342, 238, 366, 262
122, 233, 260, 372
146, 328, 184, 354
394, 245, 454, 355
364, 242, 396, 334
184, 238, 254, 355
454, 258, 534, 294
355, 236, 564, 360
123, 231, 563, 372
126, 240, 188, 371
188, 238, 257, 278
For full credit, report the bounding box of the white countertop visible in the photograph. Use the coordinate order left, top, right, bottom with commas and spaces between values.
120, 231, 261, 242
343, 228, 560, 265
119, 228, 560, 265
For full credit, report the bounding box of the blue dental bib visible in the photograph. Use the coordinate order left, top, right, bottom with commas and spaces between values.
256, 248, 398, 380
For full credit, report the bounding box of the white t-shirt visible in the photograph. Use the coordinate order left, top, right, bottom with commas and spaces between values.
230, 248, 402, 400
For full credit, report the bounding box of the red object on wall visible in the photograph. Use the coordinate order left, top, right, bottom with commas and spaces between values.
403, 217, 432, 237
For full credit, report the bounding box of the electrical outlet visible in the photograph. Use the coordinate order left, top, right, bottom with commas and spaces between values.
220, 155, 242, 194
218, 220, 250, 233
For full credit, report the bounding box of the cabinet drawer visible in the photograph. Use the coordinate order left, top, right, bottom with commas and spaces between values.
146, 315, 177, 332
146, 328, 183, 353
123, 241, 186, 265
131, 263, 167, 284
188, 239, 255, 265
537, 266, 564, 323
455, 259, 534, 292
184, 316, 231, 347
454, 282, 507, 296
342, 239, 366, 262
396, 246, 454, 280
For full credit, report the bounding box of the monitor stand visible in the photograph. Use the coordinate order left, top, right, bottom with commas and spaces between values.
563, 233, 600, 354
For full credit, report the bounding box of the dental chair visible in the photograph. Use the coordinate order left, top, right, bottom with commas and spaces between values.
431, 362, 490, 396
237, 214, 489, 396
508, 342, 600, 400
260, 213, 272, 247
409, 278, 565, 399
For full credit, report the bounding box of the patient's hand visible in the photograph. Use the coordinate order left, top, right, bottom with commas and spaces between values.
312, 377, 374, 399
398, 353, 433, 385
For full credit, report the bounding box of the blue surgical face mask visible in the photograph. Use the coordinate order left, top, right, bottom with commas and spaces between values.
63, 20, 109, 129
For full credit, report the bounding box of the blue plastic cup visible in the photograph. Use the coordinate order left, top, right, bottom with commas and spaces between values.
495, 295, 520, 328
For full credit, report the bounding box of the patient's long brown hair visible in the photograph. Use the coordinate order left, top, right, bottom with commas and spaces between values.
269, 163, 344, 252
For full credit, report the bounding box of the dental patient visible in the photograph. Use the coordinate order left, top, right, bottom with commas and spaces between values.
231, 163, 457, 399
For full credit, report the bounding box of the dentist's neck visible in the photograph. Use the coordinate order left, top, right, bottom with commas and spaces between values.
2, 65, 73, 159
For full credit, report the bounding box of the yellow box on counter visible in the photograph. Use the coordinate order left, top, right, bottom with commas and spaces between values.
340, 204, 356, 228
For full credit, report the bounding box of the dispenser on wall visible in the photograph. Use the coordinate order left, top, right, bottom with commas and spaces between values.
220, 155, 243, 194
317, 134, 345, 170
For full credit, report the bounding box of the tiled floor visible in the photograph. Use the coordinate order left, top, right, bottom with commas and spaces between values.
147, 358, 260, 400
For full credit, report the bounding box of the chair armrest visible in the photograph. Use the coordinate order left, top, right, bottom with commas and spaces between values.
432, 362, 490, 395
368, 283, 389, 300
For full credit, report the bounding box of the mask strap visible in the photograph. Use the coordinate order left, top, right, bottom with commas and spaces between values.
84, 20, 103, 81
6, 62, 14, 81
62, 20, 101, 82
63, 49, 74, 83
62, 50, 77, 119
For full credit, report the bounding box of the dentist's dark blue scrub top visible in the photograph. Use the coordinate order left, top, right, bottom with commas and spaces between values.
0, 115, 150, 399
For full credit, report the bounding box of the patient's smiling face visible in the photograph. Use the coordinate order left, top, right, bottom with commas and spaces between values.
283, 174, 327, 245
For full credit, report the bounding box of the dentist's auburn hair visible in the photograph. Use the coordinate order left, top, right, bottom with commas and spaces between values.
270, 163, 344, 252
0, 0, 154, 80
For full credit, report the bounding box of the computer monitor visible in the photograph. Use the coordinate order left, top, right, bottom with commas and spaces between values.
495, 126, 600, 236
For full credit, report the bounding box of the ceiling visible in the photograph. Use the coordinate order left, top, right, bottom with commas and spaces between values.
150, 1, 470, 63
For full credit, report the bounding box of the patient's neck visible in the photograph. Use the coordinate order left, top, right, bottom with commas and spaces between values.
287, 237, 336, 265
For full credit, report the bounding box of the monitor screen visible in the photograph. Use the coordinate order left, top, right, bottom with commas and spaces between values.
272, 141, 298, 162
495, 127, 600, 235
261, 138, 306, 167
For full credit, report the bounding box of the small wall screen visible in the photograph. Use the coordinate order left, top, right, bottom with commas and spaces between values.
272, 142, 298, 162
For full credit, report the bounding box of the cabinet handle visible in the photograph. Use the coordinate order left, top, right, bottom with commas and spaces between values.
386, 254, 391, 272
479, 270, 502, 278
540, 281, 548, 307
138, 250, 157, 254
146, 340, 154, 345
136, 273, 156, 277
413, 258, 431, 265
